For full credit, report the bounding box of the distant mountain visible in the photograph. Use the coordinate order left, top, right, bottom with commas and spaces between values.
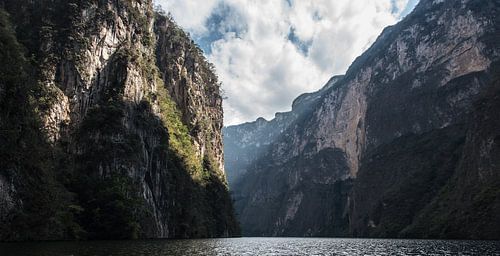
224, 0, 500, 239
223, 75, 344, 186
0, 0, 238, 240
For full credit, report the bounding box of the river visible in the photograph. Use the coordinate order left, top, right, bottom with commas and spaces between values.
1, 237, 499, 255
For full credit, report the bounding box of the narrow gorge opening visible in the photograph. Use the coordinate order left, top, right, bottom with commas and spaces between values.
0, 0, 499, 254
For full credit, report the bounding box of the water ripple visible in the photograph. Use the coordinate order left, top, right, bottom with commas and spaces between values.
1, 237, 499, 256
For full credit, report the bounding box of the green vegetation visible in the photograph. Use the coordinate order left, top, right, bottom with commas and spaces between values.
156, 83, 209, 181
125, 31, 212, 184
402, 65, 500, 240
153, 13, 229, 185
123, 0, 154, 47
73, 173, 146, 239
352, 125, 466, 238
0, 5, 148, 240
67, 51, 147, 239
157, 13, 223, 99
0, 9, 79, 241
0, 0, 239, 240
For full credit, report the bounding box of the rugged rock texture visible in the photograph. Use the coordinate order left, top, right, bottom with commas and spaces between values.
155, 15, 225, 172
0, 0, 238, 241
225, 0, 500, 238
224, 75, 344, 186
401, 70, 500, 239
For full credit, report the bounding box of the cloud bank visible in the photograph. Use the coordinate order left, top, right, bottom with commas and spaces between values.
155, 0, 418, 125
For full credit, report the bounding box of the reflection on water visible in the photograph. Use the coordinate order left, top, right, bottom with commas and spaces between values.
1, 237, 499, 256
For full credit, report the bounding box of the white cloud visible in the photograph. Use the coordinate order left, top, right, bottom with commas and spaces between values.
154, 0, 220, 34
154, 0, 414, 125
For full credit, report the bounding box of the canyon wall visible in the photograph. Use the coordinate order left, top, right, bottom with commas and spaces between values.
0, 0, 238, 240
225, 0, 499, 239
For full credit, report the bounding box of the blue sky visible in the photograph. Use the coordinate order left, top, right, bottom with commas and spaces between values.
155, 0, 419, 125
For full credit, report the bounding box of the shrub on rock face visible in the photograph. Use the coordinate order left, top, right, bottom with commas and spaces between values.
0, 0, 239, 240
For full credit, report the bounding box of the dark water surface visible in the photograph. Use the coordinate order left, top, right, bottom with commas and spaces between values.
1, 237, 499, 256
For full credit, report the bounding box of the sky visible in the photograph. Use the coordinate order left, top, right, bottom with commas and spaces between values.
154, 0, 420, 126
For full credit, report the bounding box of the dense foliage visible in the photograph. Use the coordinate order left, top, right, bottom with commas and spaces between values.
0, 0, 239, 241
0, 9, 78, 240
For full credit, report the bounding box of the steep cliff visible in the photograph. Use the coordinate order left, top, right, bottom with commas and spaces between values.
224, 75, 344, 186
401, 67, 500, 239
0, 0, 238, 241
225, 0, 500, 238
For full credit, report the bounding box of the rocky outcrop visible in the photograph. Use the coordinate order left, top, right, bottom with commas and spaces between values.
400, 70, 500, 239
223, 76, 344, 186
0, 0, 238, 241
155, 15, 225, 173
225, 0, 500, 238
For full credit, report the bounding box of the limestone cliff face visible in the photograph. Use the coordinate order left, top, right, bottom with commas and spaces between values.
0, 0, 238, 241
155, 15, 225, 173
401, 76, 500, 239
223, 76, 344, 186
226, 0, 499, 238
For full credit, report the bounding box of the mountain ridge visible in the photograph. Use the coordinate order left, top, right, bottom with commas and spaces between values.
225, 0, 500, 239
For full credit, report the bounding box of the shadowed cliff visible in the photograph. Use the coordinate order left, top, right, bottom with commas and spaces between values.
225, 0, 500, 239
0, 0, 239, 241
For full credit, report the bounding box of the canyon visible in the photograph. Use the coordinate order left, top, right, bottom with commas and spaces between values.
225, 0, 500, 239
